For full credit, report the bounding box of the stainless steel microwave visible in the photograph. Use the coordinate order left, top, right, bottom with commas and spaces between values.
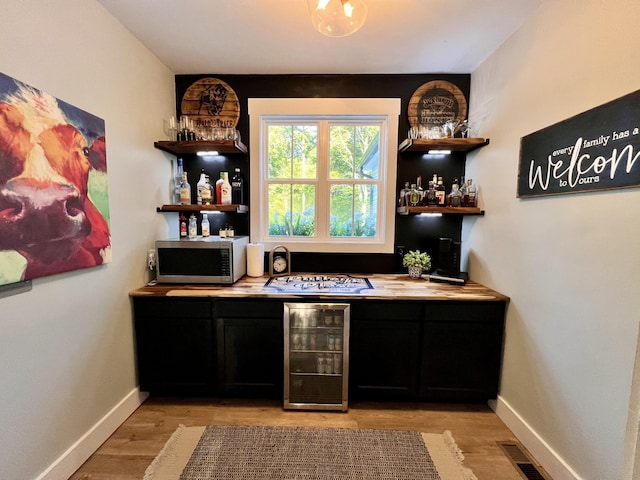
155, 236, 248, 284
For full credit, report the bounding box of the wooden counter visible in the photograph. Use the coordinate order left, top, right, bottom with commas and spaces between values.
130, 274, 508, 403
129, 273, 509, 302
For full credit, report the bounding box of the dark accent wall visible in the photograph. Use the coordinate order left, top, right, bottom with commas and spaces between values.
175, 74, 471, 274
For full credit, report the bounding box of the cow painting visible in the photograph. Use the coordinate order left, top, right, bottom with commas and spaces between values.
0, 72, 111, 286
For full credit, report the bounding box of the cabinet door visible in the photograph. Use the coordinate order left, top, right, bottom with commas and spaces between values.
133, 298, 216, 395
350, 302, 422, 400
216, 300, 284, 398
421, 302, 505, 402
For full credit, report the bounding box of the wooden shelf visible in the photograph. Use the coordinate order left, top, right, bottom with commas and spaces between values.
157, 204, 249, 213
397, 206, 484, 216
398, 137, 489, 153
154, 139, 248, 155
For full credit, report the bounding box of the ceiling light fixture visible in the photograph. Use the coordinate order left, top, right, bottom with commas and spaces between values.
308, 0, 368, 37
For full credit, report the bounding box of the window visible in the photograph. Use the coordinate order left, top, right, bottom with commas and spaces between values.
249, 98, 400, 253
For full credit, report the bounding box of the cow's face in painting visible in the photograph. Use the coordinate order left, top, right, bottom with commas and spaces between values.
0, 84, 110, 279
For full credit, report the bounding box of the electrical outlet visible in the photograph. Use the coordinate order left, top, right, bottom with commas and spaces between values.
396, 245, 405, 257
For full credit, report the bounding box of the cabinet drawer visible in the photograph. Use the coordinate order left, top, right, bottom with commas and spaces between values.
133, 297, 213, 318
424, 301, 505, 323
351, 301, 422, 320
216, 299, 283, 318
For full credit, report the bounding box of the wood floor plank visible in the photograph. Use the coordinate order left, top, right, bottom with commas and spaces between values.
69, 397, 527, 480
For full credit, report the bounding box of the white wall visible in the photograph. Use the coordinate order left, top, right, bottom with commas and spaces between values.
465, 1, 640, 479
0, 1, 175, 479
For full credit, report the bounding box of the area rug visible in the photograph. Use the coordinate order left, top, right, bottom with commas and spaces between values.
143, 425, 477, 480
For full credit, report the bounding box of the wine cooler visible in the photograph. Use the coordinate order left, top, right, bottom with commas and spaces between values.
284, 303, 350, 411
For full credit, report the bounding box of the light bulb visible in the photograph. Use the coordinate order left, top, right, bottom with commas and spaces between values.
308, 0, 367, 37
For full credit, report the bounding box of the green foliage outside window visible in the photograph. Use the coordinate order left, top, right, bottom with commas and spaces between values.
267, 122, 380, 239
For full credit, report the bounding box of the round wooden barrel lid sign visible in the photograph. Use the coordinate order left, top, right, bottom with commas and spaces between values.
181, 78, 240, 128
408, 80, 467, 127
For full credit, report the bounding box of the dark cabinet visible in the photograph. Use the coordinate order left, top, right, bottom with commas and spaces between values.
421, 302, 505, 401
215, 300, 284, 398
350, 302, 422, 400
132, 297, 216, 395
131, 295, 506, 403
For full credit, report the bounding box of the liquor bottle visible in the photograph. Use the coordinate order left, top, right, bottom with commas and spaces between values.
179, 213, 187, 238
201, 213, 210, 237
188, 214, 197, 239
231, 167, 244, 205
409, 183, 420, 206
448, 180, 462, 207
179, 172, 191, 205
467, 179, 477, 207
436, 177, 446, 206
216, 171, 232, 205
416, 176, 424, 205
459, 176, 468, 206
426, 181, 438, 206
399, 181, 410, 206
196, 169, 207, 205
205, 175, 214, 205
174, 159, 184, 204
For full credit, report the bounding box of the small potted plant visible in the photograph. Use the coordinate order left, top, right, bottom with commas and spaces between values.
402, 250, 431, 279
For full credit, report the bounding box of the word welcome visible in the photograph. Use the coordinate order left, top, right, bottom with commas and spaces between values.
528, 133, 639, 190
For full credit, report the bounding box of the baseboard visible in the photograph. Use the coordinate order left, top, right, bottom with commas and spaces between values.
36, 387, 149, 480
490, 396, 583, 480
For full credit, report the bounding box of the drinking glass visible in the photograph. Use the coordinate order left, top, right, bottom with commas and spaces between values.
163, 116, 177, 140
443, 120, 460, 138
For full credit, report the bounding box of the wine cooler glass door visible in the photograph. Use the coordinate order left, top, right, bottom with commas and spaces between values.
284, 303, 350, 411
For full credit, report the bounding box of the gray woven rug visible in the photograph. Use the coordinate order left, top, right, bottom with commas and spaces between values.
144, 425, 477, 480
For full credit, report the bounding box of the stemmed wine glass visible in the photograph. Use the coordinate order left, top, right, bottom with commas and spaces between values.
443, 119, 460, 138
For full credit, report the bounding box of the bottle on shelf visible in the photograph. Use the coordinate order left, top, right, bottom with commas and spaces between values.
399, 181, 410, 206
179, 213, 187, 238
426, 180, 438, 206
205, 174, 214, 205
216, 171, 232, 205
174, 158, 184, 204
201, 213, 210, 237
409, 183, 420, 206
467, 179, 477, 207
448, 178, 462, 207
416, 176, 424, 205
179, 172, 191, 205
231, 167, 244, 205
196, 169, 207, 205
188, 214, 197, 239
199, 169, 213, 205
459, 176, 467, 206
436, 177, 446, 206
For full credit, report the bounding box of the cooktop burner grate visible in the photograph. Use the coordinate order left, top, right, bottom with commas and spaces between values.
264, 275, 373, 294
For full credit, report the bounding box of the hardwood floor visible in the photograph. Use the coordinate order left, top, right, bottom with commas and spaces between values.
70, 397, 530, 480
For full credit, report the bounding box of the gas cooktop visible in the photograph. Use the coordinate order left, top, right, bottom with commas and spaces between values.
264, 274, 373, 294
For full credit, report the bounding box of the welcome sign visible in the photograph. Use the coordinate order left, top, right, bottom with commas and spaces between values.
517, 90, 640, 198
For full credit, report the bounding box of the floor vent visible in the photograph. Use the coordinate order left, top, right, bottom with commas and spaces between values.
498, 441, 552, 480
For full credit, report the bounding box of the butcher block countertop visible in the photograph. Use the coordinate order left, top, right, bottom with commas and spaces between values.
130, 274, 509, 302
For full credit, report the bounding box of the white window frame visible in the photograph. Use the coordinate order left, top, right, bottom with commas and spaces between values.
248, 98, 400, 254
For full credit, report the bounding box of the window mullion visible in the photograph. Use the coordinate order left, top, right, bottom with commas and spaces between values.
315, 120, 330, 240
